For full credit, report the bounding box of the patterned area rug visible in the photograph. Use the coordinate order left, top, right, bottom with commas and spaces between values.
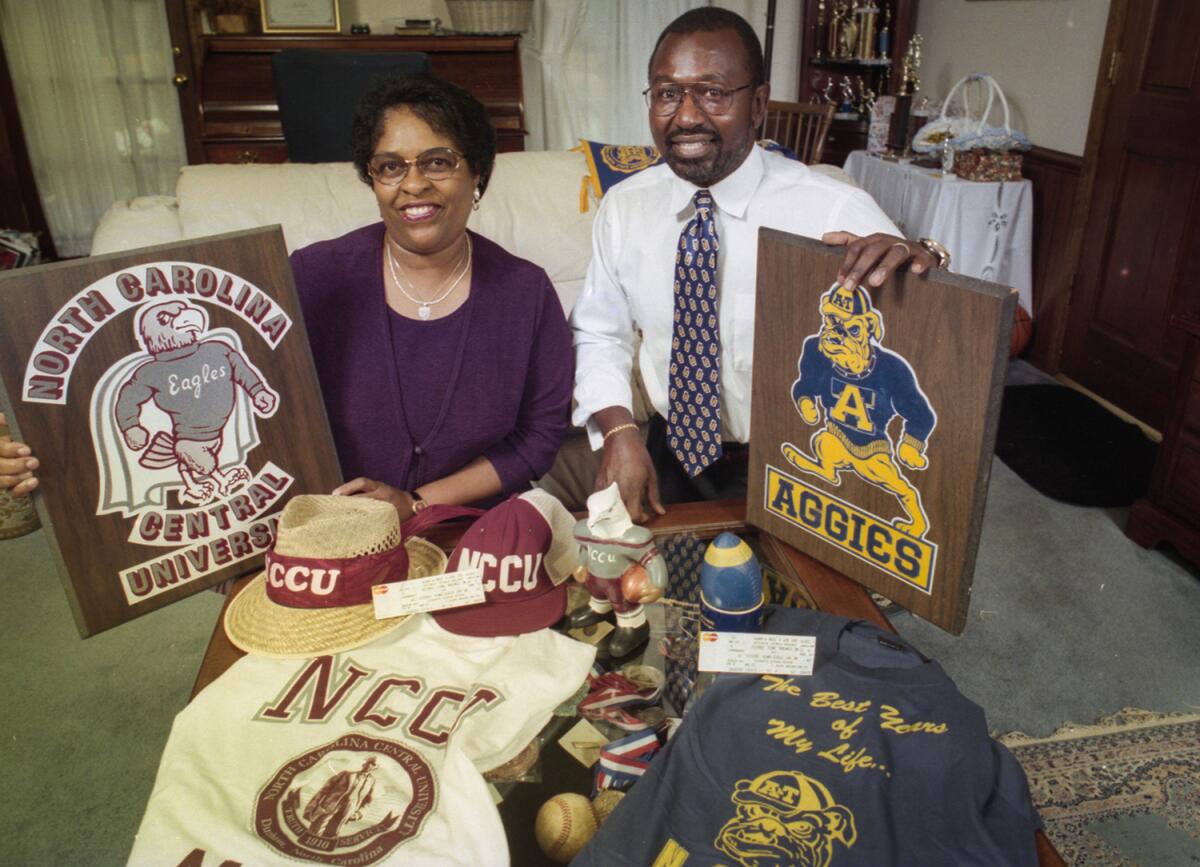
998, 709, 1200, 866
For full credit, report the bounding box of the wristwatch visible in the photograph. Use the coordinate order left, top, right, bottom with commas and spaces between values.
918, 237, 952, 270
411, 494, 430, 514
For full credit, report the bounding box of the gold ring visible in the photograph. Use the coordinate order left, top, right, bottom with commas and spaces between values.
891, 241, 912, 257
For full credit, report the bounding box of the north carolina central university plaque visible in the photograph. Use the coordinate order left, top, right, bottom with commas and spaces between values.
746, 231, 1015, 634
0, 228, 342, 637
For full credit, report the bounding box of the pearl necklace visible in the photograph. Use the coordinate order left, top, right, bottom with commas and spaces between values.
386, 235, 472, 321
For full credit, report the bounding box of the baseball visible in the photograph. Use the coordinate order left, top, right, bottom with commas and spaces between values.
534, 793, 599, 863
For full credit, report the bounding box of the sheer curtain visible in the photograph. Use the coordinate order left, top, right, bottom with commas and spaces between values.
521, 0, 707, 151
0, 0, 186, 256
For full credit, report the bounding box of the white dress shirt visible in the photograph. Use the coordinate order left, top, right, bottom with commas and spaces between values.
571, 145, 899, 448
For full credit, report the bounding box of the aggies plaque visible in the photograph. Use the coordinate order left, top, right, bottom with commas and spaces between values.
746, 231, 1015, 634
0, 228, 343, 637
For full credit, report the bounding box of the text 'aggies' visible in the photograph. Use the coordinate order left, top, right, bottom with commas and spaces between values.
254, 655, 504, 746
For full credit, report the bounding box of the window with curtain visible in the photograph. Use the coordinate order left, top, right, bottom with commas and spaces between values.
521, 0, 709, 151
0, 0, 186, 257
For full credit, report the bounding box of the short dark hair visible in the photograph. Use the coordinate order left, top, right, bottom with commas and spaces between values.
350, 73, 497, 195
649, 7, 765, 88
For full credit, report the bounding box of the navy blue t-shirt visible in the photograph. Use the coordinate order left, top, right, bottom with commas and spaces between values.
575, 606, 1040, 866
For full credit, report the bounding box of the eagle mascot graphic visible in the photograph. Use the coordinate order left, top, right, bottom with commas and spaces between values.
781, 283, 936, 538
92, 300, 278, 513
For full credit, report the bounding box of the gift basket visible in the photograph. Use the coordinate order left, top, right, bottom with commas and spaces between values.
445, 0, 532, 34
912, 73, 1031, 181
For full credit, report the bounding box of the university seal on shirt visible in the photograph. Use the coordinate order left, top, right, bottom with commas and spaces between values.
255, 734, 437, 863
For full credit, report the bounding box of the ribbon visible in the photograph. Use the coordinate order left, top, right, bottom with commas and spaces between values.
594, 729, 663, 793
265, 546, 409, 608
579, 671, 665, 732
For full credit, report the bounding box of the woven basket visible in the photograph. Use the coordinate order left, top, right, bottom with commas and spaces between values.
446, 0, 533, 34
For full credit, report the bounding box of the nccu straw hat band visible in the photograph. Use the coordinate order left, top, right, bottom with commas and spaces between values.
264, 546, 410, 608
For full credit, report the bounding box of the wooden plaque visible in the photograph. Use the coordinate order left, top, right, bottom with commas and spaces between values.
746, 231, 1015, 634
0, 228, 343, 636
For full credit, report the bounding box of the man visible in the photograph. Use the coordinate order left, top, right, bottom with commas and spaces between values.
570, 7, 943, 522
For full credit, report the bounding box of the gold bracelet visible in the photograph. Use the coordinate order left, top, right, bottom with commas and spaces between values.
602, 422, 639, 442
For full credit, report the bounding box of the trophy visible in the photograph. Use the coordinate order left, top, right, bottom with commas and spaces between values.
835, 75, 858, 118
814, 0, 826, 61
856, 6, 879, 61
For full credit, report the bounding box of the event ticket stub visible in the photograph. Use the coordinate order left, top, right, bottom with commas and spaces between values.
372, 568, 485, 618
697, 631, 816, 676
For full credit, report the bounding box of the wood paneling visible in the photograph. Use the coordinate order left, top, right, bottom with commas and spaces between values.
164, 15, 528, 163
1128, 314, 1200, 564
1021, 146, 1082, 372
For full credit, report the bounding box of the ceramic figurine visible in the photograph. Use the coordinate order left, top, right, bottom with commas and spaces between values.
569, 483, 667, 658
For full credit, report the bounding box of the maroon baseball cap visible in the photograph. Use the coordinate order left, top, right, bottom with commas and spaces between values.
434, 489, 578, 637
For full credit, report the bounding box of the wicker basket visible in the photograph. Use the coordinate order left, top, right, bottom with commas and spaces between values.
446, 0, 533, 34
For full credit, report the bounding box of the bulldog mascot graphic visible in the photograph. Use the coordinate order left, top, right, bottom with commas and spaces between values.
92, 300, 279, 512
782, 283, 936, 539
715, 770, 857, 866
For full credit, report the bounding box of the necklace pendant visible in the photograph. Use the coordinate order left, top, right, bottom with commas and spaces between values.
418, 304, 432, 321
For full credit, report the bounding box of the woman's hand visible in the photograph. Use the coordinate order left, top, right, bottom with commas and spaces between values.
822, 231, 939, 289
0, 412, 39, 496
332, 477, 416, 521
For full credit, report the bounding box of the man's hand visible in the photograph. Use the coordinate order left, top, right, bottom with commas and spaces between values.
822, 231, 939, 290
0, 412, 39, 496
595, 428, 664, 524
332, 477, 416, 521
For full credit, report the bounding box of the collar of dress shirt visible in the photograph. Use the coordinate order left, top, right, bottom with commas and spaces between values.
667, 144, 765, 221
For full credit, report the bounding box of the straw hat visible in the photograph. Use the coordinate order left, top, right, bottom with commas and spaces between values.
224, 495, 446, 658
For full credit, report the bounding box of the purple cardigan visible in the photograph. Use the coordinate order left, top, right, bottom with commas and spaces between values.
290, 223, 573, 496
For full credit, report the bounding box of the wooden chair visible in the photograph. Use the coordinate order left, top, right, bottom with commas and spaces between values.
759, 100, 835, 164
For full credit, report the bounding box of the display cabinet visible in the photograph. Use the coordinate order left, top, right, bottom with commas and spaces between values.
164, 1, 526, 164
797, 0, 919, 165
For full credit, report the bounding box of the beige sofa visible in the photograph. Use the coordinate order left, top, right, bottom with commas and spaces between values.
90, 150, 854, 506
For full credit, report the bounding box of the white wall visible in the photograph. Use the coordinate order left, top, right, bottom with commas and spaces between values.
720, 0, 803, 101
915, 0, 1110, 155
341, 0, 451, 33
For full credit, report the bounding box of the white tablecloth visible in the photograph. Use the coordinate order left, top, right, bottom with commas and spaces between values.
844, 150, 1033, 315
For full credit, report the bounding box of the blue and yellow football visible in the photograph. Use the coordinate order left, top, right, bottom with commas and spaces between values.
700, 532, 763, 632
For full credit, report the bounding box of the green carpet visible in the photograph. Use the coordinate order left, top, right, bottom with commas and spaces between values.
0, 529, 223, 866
999, 709, 1200, 866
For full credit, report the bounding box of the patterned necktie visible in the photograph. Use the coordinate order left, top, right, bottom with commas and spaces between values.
667, 189, 722, 478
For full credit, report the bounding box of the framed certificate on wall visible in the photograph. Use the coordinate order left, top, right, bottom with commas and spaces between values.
260, 0, 341, 33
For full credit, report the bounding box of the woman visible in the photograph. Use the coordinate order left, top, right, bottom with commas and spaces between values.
0, 75, 573, 519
